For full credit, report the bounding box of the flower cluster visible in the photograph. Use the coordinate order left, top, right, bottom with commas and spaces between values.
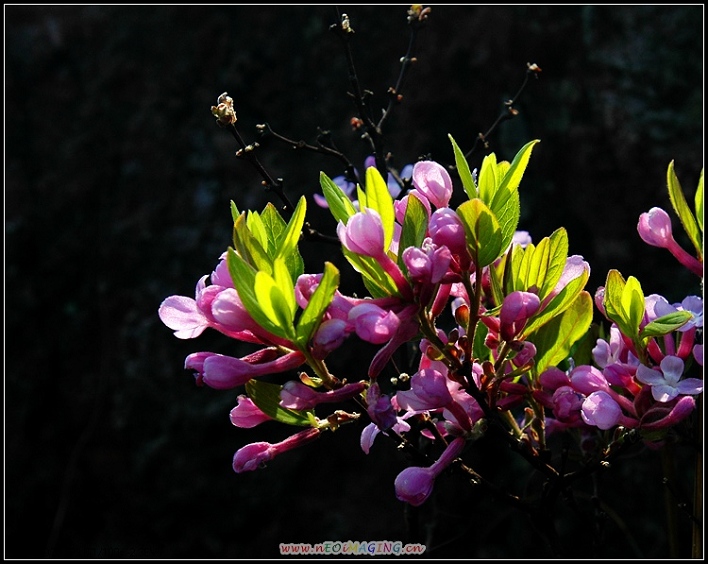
160, 129, 703, 507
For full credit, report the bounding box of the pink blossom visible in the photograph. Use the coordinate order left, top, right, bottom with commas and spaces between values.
429, 208, 468, 258
229, 395, 272, 428
348, 303, 401, 344
499, 291, 541, 341
337, 210, 385, 257
581, 391, 637, 430
394, 437, 465, 506
411, 161, 453, 209
638, 207, 703, 276
279, 380, 366, 411
185, 349, 306, 390
232, 428, 321, 473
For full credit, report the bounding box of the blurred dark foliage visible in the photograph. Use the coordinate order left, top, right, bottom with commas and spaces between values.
5, 5, 703, 559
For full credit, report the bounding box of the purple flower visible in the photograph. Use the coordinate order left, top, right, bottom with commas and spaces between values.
653, 294, 703, 332
232, 428, 321, 473
394, 437, 465, 506
635, 356, 703, 402
312, 318, 352, 359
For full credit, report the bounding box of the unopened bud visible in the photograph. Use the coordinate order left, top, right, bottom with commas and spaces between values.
527, 62, 542, 73
211, 92, 237, 126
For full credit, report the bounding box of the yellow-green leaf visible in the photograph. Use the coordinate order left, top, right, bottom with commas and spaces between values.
449, 134, 477, 200
667, 161, 702, 257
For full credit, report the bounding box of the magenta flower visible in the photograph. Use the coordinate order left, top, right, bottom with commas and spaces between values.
637, 207, 703, 276
499, 291, 541, 341
640, 395, 696, 431
279, 380, 366, 411
394, 437, 465, 506
348, 303, 401, 344
229, 395, 273, 428
394, 367, 473, 431
635, 356, 703, 402
429, 208, 468, 259
185, 349, 306, 390
411, 161, 453, 209
402, 239, 452, 286
232, 427, 321, 473
311, 318, 352, 359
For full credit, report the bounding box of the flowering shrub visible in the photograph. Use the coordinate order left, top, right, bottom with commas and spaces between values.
159, 6, 703, 557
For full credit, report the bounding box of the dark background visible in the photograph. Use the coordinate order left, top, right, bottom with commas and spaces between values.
5, 5, 703, 559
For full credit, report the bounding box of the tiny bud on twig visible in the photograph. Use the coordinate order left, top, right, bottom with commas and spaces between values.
211, 92, 237, 126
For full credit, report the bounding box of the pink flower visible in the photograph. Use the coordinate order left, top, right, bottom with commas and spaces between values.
229, 395, 272, 428
499, 291, 541, 341
185, 349, 306, 390
279, 380, 366, 410
348, 303, 401, 344
411, 161, 453, 209
337, 210, 385, 258
581, 391, 637, 430
394, 437, 465, 506
232, 428, 321, 473
429, 208, 468, 258
637, 207, 703, 277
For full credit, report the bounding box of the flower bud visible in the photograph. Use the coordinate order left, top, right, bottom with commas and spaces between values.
412, 161, 453, 209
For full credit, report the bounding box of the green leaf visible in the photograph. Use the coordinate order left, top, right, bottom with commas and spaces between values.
523, 267, 589, 337
496, 140, 540, 197
255, 265, 296, 340
320, 171, 357, 225
695, 169, 703, 235
277, 195, 306, 260
602, 269, 641, 339
246, 210, 269, 252
342, 248, 399, 298
226, 248, 283, 337
516, 228, 568, 302
472, 320, 491, 362
448, 134, 477, 200
230, 200, 240, 223
457, 198, 504, 268
667, 161, 702, 257
639, 310, 693, 340
233, 214, 272, 274
365, 166, 395, 251
245, 380, 315, 427
398, 192, 428, 267
260, 203, 288, 256
491, 187, 521, 253
532, 290, 593, 374
296, 262, 340, 347
477, 152, 499, 205
621, 276, 645, 338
